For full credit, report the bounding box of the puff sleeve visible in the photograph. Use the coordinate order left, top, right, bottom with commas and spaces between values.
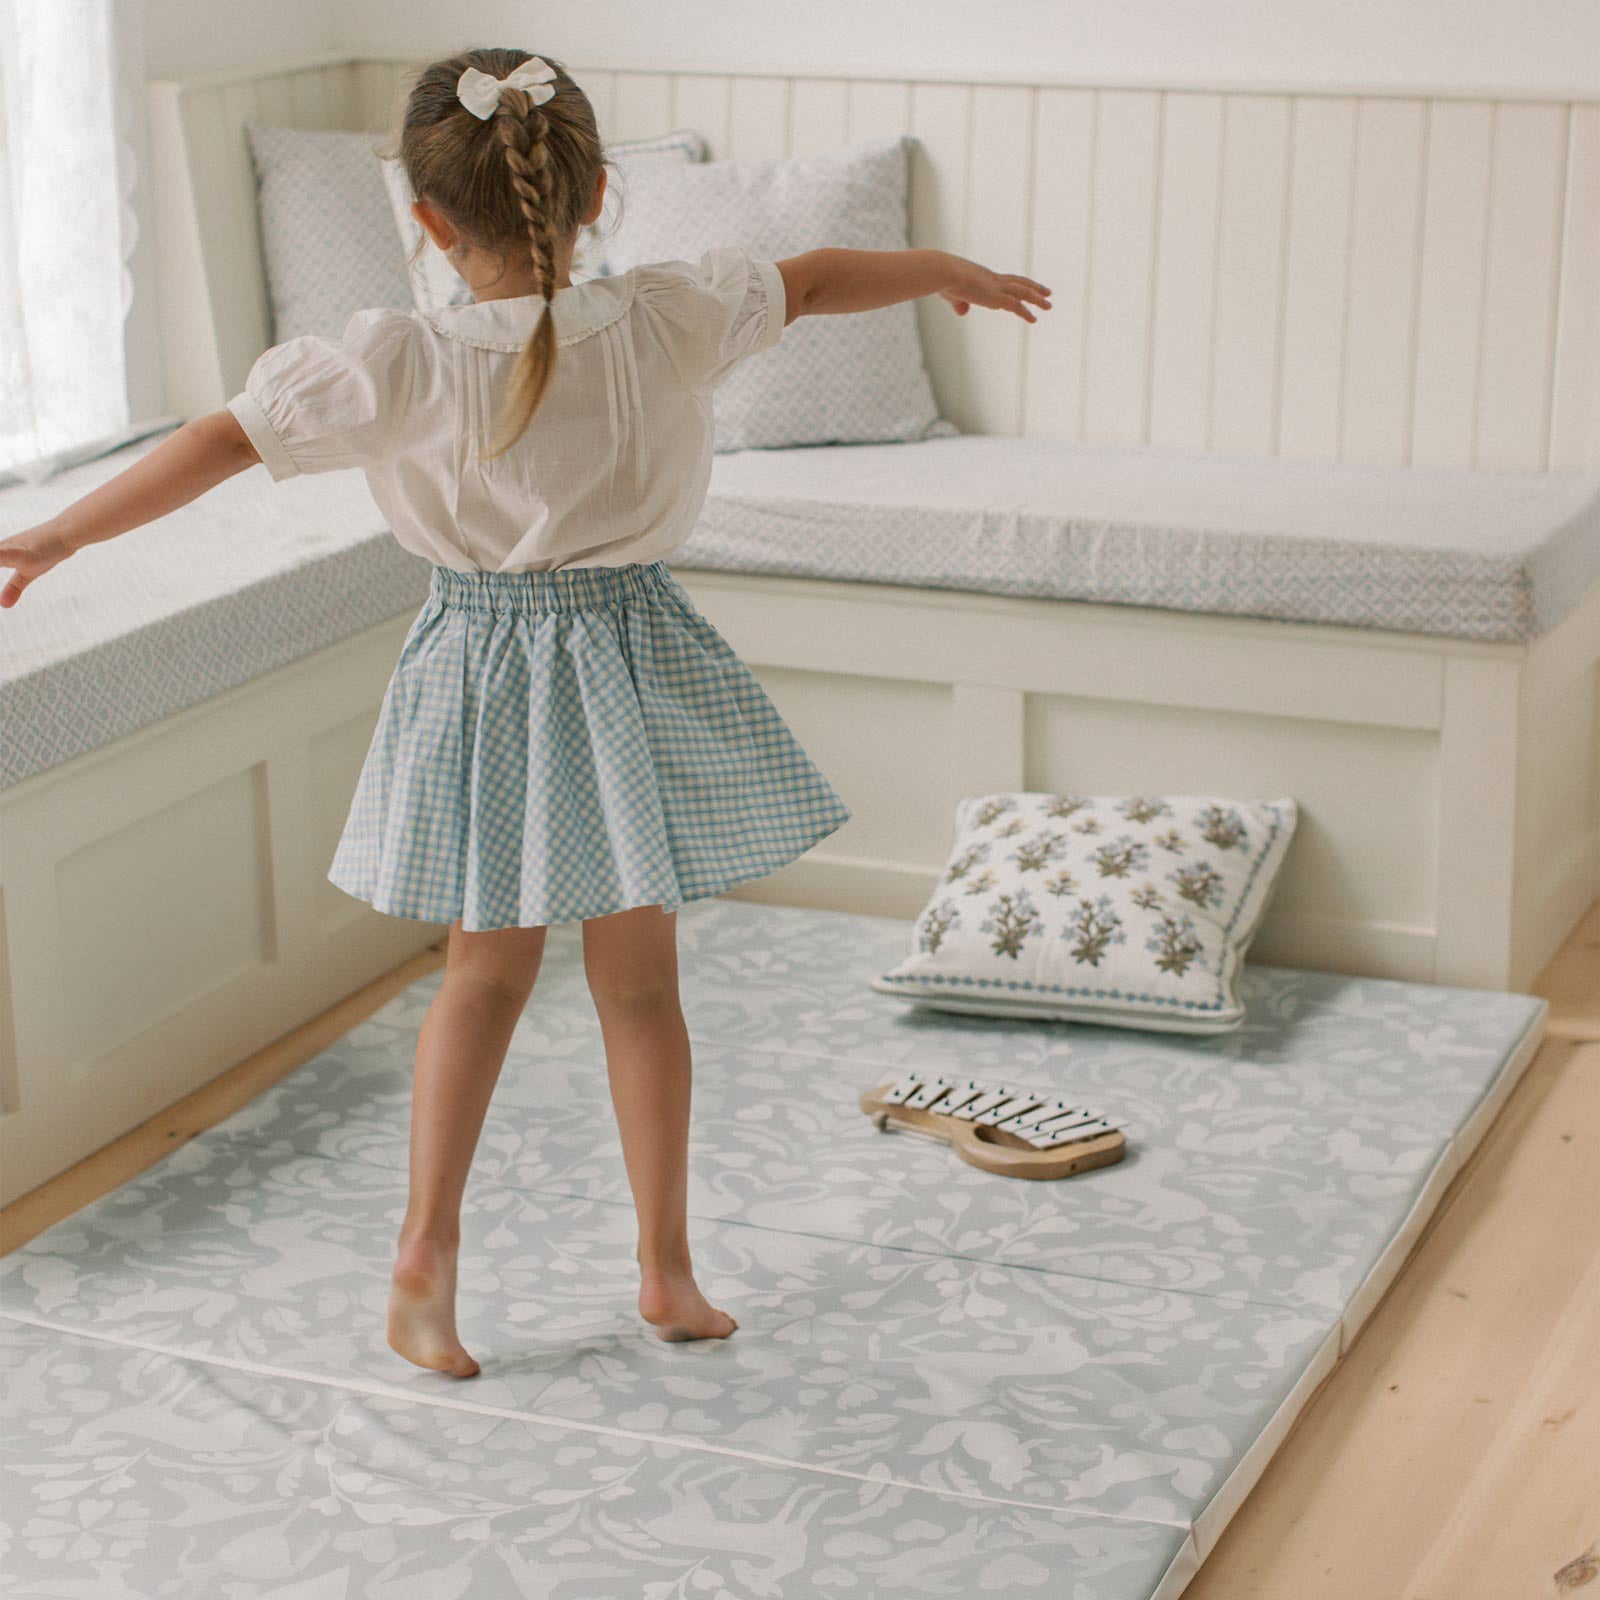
225, 307, 417, 481
634, 245, 787, 395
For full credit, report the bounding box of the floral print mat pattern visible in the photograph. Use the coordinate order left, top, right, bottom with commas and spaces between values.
0, 898, 1545, 1598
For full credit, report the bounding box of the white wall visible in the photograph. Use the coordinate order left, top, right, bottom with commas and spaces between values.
335, 0, 1599, 96
128, 0, 339, 423
131, 0, 1593, 96
138, 0, 337, 79
132, 0, 1599, 99
122, 0, 1596, 426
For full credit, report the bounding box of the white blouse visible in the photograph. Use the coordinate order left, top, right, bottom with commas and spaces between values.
225, 245, 787, 572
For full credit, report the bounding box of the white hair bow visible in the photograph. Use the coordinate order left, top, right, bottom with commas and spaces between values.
456, 57, 557, 120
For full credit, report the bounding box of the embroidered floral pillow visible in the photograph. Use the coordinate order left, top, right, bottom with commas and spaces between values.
872, 791, 1298, 1034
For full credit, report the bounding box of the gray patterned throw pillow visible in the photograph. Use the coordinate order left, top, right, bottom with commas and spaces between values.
874, 791, 1299, 1034
600, 135, 956, 451
245, 124, 411, 342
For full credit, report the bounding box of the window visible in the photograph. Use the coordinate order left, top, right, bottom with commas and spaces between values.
0, 0, 134, 474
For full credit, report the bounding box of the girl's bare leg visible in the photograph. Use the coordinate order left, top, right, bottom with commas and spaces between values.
582, 904, 737, 1342
388, 917, 547, 1377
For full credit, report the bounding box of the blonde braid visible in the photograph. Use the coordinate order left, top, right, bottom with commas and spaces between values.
480, 88, 559, 458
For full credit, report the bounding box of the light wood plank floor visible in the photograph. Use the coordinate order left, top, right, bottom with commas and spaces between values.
1186, 898, 1600, 1600
4, 899, 1597, 1596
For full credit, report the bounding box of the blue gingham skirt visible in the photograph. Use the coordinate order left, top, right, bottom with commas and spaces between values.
326, 560, 852, 930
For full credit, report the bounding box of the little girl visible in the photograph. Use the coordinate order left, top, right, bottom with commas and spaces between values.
0, 47, 1050, 1376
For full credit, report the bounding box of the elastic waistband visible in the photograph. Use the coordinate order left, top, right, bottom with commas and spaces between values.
429, 561, 672, 615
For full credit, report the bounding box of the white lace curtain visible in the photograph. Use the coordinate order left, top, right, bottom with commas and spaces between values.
0, 0, 134, 474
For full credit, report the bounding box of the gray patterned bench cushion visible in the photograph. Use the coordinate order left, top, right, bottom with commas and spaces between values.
684, 434, 1600, 644
8, 429, 1596, 791
0, 432, 432, 791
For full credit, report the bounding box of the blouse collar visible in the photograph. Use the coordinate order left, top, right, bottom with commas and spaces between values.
419, 272, 636, 352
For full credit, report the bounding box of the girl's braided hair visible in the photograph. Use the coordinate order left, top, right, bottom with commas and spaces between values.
385, 47, 609, 459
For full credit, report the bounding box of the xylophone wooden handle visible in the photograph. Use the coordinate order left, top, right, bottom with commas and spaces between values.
946, 1115, 1125, 1180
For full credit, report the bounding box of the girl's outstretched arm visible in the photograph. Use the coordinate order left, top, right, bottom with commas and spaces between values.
0, 409, 262, 608
776, 248, 1052, 326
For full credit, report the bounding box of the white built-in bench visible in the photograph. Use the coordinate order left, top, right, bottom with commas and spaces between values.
1, 50, 1595, 1206
682, 439, 1600, 1006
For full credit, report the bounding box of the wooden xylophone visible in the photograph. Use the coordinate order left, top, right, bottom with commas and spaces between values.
859, 1071, 1126, 1180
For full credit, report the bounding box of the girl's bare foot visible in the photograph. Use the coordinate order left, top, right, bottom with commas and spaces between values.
388, 1230, 480, 1377
638, 1262, 739, 1342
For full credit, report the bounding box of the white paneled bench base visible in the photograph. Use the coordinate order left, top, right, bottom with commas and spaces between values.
670, 582, 1598, 1001
0, 897, 1549, 1598
0, 436, 439, 1207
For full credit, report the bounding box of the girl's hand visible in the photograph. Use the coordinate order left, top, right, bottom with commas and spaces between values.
939, 259, 1053, 323
0, 522, 74, 609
